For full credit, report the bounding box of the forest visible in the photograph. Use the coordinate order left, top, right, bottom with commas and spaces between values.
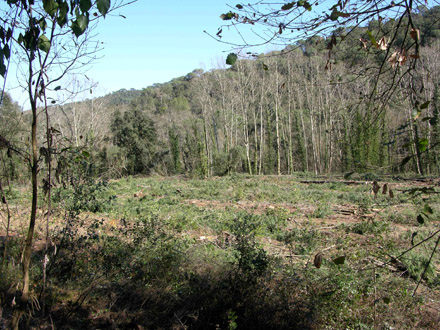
0, 0, 440, 329
8, 7, 440, 180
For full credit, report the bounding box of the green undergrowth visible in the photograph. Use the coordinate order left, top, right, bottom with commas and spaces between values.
1, 174, 439, 329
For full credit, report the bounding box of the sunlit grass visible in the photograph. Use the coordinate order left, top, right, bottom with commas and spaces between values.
1, 174, 439, 329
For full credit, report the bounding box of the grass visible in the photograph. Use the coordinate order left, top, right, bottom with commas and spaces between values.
1, 174, 439, 329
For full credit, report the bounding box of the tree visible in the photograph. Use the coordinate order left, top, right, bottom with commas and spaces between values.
0, 0, 132, 327
216, 1, 429, 117
112, 108, 157, 175
0, 92, 25, 182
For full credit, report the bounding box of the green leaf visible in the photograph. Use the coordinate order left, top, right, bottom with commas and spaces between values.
226, 53, 238, 65
411, 231, 418, 245
17, 33, 24, 45
367, 31, 377, 47
281, 2, 295, 10
0, 62, 6, 78
262, 63, 269, 71
333, 256, 345, 265
420, 101, 430, 110
22, 28, 40, 51
6, 28, 12, 41
80, 0, 92, 12
71, 14, 89, 37
330, 9, 341, 21
3, 44, 10, 60
43, 0, 59, 17
412, 108, 421, 120
343, 171, 354, 179
77, 14, 89, 30
423, 204, 433, 215
97, 0, 111, 17
298, 1, 313, 11
82, 150, 90, 158
38, 35, 51, 53
304, 1, 312, 11
236, 4, 243, 9
401, 156, 412, 166
417, 214, 424, 224
57, 1, 69, 27
54, 86, 61, 91
220, 12, 235, 20
39, 18, 47, 31
417, 138, 428, 152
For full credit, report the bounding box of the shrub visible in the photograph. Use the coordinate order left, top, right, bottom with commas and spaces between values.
52, 179, 115, 214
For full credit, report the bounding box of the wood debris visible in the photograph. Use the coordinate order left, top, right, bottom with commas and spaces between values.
133, 190, 144, 198
372, 181, 380, 198
382, 183, 388, 195
314, 252, 323, 268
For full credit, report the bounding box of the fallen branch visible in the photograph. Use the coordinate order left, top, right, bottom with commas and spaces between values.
299, 180, 367, 185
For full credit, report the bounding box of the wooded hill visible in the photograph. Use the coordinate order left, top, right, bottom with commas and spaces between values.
3, 6, 440, 180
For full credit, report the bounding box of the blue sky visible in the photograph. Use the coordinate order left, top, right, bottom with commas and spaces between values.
3, 0, 439, 106
82, 0, 283, 101
88, 1, 235, 95
7, 0, 424, 105
60, 0, 439, 99
4, 0, 270, 105
2, 0, 343, 105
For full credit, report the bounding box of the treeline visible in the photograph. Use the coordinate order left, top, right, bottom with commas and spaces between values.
2, 6, 440, 180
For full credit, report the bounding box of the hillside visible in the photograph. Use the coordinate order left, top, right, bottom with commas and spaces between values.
23, 5, 440, 180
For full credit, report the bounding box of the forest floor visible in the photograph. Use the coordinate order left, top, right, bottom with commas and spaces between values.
1, 174, 440, 329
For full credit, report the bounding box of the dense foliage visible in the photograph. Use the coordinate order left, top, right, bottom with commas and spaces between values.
111, 109, 157, 175
46, 6, 440, 178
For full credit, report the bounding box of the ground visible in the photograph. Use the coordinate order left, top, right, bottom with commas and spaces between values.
1, 174, 439, 329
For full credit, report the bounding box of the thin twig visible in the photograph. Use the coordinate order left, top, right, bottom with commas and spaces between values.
41, 76, 53, 315
360, 228, 440, 272
0, 179, 12, 270
412, 232, 440, 296
373, 261, 377, 329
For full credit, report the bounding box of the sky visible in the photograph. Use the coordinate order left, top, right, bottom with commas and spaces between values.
2, 0, 345, 107
87, 1, 237, 94
2, 0, 264, 106
3, 0, 440, 107
7, 0, 427, 106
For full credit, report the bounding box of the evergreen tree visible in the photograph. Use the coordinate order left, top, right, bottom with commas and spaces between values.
112, 109, 157, 175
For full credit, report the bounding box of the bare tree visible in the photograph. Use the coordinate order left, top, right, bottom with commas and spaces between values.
0, 1, 134, 327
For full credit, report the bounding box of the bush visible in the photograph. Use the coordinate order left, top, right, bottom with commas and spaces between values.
227, 213, 269, 279
349, 220, 389, 235
52, 179, 115, 214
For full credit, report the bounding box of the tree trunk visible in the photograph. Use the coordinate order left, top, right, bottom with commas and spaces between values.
413, 122, 424, 175
275, 98, 281, 176
22, 100, 38, 301
300, 108, 309, 172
